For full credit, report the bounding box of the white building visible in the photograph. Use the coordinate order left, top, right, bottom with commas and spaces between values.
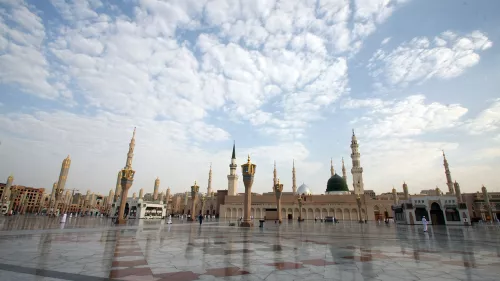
392, 195, 469, 226
111, 198, 167, 219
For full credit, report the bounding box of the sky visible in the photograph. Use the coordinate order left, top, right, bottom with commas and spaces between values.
1, 0, 500, 197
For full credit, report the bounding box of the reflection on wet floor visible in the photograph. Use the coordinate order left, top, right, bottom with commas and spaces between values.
0, 216, 499, 280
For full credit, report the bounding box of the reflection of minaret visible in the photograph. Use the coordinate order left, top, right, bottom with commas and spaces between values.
114, 170, 122, 203
292, 160, 297, 194
273, 161, 277, 192
442, 151, 454, 195
342, 157, 347, 181
153, 177, 160, 201
207, 163, 213, 195
350, 130, 364, 195
227, 142, 238, 196
330, 158, 334, 177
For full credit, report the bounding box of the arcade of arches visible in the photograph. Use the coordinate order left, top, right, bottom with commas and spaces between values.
219, 194, 393, 220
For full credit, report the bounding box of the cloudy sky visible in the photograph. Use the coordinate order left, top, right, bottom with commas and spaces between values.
1, 0, 499, 197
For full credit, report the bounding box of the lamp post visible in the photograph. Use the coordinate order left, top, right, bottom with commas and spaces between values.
356, 195, 363, 223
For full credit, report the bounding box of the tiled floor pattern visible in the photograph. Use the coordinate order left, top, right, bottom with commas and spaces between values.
0, 217, 499, 280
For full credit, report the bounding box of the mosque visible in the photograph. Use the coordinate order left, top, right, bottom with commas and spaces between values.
171, 131, 395, 221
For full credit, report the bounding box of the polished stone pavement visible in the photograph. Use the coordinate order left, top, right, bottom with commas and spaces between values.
0, 216, 499, 281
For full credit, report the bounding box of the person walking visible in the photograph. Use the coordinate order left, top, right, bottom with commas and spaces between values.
198, 214, 203, 226
422, 216, 428, 232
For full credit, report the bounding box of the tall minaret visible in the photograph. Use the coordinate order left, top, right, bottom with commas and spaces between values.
292, 160, 297, 194
442, 151, 454, 195
55, 155, 71, 208
341, 157, 347, 181
125, 128, 136, 170
227, 142, 238, 196
392, 187, 398, 205
207, 163, 213, 195
139, 188, 144, 199
114, 170, 122, 203
350, 130, 364, 195
56, 155, 71, 194
403, 182, 409, 200
166, 187, 171, 203
273, 161, 277, 192
3, 174, 14, 201
330, 158, 335, 177
153, 177, 160, 201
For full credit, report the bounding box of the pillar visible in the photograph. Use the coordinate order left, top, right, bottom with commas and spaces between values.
116, 169, 135, 224
240, 155, 256, 227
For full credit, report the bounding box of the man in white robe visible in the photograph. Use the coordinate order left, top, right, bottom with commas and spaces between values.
422, 216, 428, 232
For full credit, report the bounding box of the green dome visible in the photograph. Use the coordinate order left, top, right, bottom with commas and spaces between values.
326, 174, 349, 193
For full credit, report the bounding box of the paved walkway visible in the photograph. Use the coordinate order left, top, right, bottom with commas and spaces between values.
0, 216, 499, 280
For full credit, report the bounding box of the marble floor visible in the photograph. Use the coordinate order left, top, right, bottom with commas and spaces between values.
0, 216, 499, 281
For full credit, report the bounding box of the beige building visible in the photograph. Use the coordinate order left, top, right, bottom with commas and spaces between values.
218, 131, 393, 221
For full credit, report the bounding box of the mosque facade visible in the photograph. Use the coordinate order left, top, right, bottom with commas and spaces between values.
218, 131, 395, 221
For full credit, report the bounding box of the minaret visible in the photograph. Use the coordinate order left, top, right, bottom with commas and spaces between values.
330, 158, 334, 177
2, 174, 14, 204
139, 188, 144, 199
442, 151, 454, 195
403, 182, 409, 200
153, 177, 160, 201
114, 170, 122, 203
482, 185, 493, 221
132, 192, 137, 199
454, 181, 462, 203
50, 182, 57, 208
292, 160, 297, 194
341, 158, 347, 181
207, 163, 213, 195
166, 187, 171, 203
227, 142, 238, 196
273, 160, 277, 192
350, 130, 364, 195
55, 155, 71, 208
125, 128, 136, 170
392, 187, 398, 205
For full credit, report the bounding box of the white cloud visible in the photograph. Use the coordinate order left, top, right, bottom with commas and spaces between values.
464, 99, 500, 135
369, 30, 493, 87
362, 138, 459, 192
381, 37, 391, 45
348, 95, 468, 138
0, 2, 59, 98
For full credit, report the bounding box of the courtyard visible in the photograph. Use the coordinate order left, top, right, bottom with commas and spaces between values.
0, 216, 499, 281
